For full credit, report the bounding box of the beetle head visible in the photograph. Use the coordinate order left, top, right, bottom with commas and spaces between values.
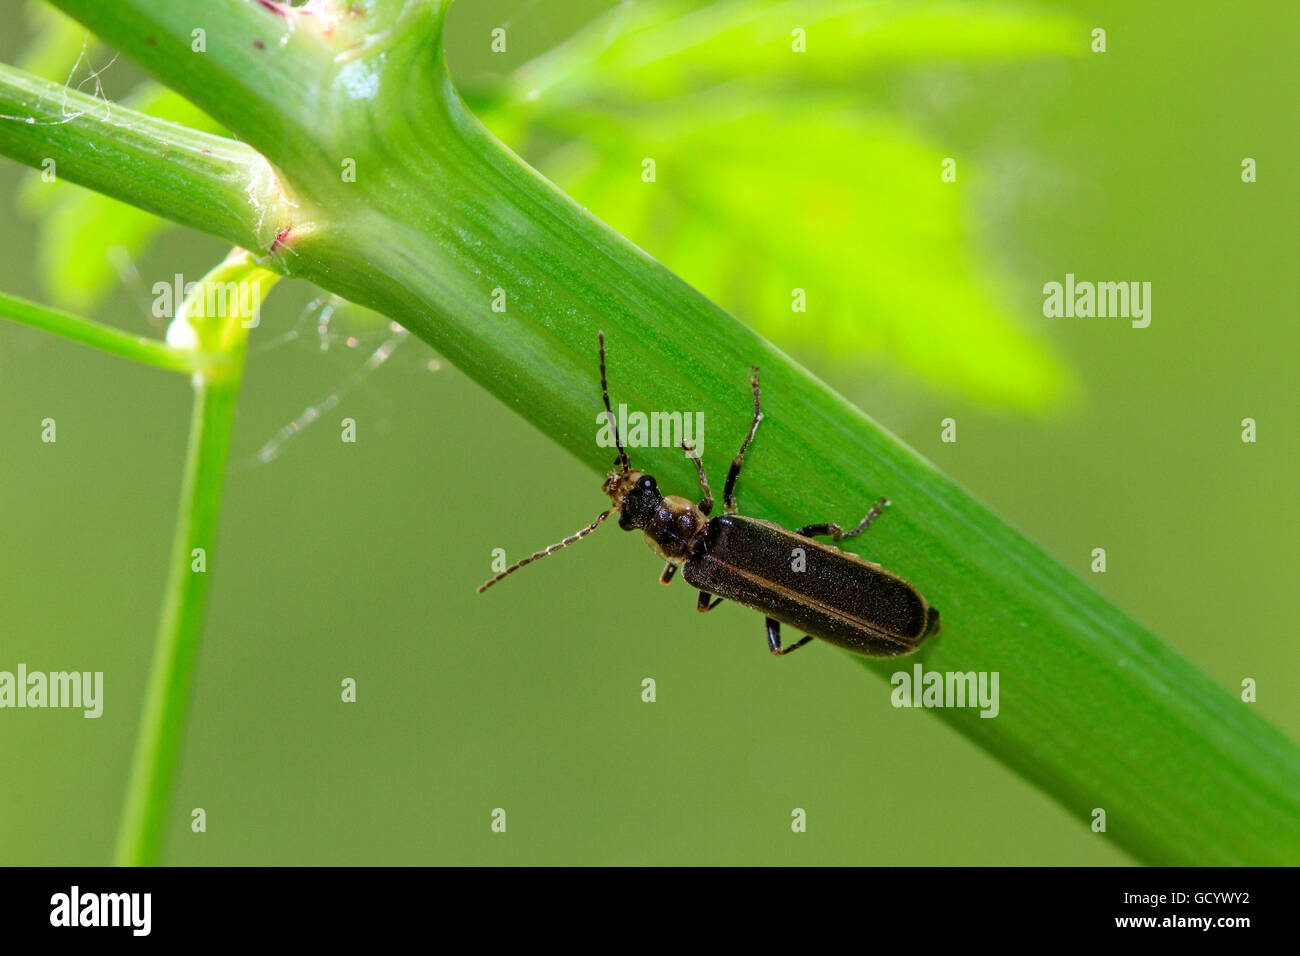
605, 470, 662, 530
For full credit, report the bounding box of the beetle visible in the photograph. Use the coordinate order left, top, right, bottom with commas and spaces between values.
477, 332, 941, 657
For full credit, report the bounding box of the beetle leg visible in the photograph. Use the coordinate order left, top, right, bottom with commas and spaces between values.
797, 498, 890, 541
681, 440, 713, 515
837, 497, 890, 541
697, 590, 723, 612
766, 617, 812, 656
796, 523, 844, 539
660, 563, 678, 585
723, 368, 763, 514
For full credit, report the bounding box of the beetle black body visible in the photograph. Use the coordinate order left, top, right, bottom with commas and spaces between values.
477, 333, 941, 658
683, 516, 940, 657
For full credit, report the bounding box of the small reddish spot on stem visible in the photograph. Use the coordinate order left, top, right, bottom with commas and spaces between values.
270, 226, 292, 254
253, 39, 266, 50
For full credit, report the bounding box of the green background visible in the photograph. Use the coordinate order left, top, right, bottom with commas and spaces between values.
1, 1, 1295, 864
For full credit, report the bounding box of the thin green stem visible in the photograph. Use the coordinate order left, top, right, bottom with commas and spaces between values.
112, 373, 241, 867
113, 256, 279, 866
0, 289, 211, 374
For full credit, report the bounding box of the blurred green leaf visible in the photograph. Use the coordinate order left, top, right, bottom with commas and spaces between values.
19, 0, 104, 83
503, 0, 1082, 106
538, 94, 1070, 409
477, 0, 1083, 410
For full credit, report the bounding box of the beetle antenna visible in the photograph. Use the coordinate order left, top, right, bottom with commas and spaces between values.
598, 331, 630, 470
477, 510, 613, 594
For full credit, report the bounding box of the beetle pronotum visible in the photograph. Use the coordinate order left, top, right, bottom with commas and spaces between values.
477, 333, 941, 657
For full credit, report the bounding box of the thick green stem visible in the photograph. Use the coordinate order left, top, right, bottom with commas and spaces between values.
4, 0, 1295, 865
0, 62, 288, 253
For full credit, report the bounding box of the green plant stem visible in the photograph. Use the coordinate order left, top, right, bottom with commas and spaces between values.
6, 0, 1297, 865
113, 255, 279, 866
112, 372, 241, 866
0, 289, 210, 374
0, 62, 288, 253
